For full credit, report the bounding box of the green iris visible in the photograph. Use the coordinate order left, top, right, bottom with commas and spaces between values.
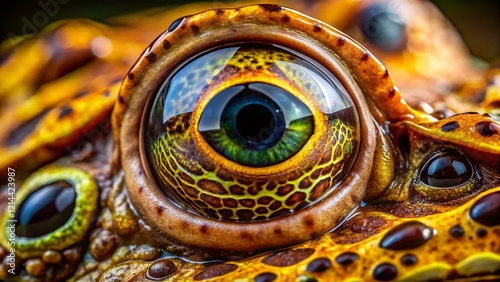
198, 83, 313, 167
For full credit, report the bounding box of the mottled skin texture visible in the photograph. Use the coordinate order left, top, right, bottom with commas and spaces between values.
0, 1, 500, 282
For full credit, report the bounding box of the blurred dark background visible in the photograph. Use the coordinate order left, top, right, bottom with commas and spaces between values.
0, 0, 499, 62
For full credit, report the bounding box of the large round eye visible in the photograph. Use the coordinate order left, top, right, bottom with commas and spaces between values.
116, 5, 392, 251
0, 166, 98, 258
415, 149, 476, 201
146, 44, 359, 221
357, 3, 407, 52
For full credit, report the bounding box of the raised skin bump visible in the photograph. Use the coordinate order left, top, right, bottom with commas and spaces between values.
0, 1, 499, 282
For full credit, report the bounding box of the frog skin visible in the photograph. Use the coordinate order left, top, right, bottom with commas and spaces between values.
0, 2, 500, 282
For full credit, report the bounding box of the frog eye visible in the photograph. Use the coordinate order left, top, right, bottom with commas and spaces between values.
415, 149, 476, 201
114, 5, 402, 251
357, 3, 407, 52
145, 44, 362, 221
0, 166, 98, 258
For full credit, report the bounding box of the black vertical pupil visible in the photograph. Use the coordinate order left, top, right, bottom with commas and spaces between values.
15, 181, 76, 238
236, 104, 275, 141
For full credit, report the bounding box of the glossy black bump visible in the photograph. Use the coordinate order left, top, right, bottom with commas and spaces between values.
118, 96, 126, 104
475, 121, 499, 137
449, 225, 465, 238
470, 191, 500, 227
146, 53, 157, 63
128, 72, 134, 80
441, 121, 460, 132
15, 181, 76, 238
335, 252, 359, 266
361, 52, 369, 61
58, 105, 73, 119
379, 221, 434, 250
313, 23, 322, 32
476, 228, 488, 238
400, 254, 418, 266
146, 259, 177, 280
254, 272, 277, 282
168, 17, 184, 32
193, 264, 238, 280
373, 263, 398, 281
306, 258, 332, 273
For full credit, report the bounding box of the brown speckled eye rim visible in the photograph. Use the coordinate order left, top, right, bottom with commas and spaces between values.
110, 4, 407, 251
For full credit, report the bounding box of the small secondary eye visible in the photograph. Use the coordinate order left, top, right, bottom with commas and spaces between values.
16, 181, 76, 238
415, 149, 476, 202
419, 150, 473, 188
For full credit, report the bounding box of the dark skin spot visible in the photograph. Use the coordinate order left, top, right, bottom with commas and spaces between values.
240, 231, 253, 240
191, 25, 200, 35
476, 228, 488, 237
4, 109, 49, 146
254, 272, 277, 282
262, 249, 314, 267
128, 72, 134, 80
216, 9, 224, 16
400, 254, 418, 266
449, 225, 465, 238
306, 258, 332, 273
58, 105, 73, 119
138, 186, 144, 194
383, 69, 389, 78
259, 4, 282, 12
74, 91, 89, 98
193, 264, 238, 280
313, 23, 322, 32
441, 121, 460, 132
303, 217, 314, 228
389, 88, 396, 98
361, 52, 369, 61
200, 225, 209, 234
337, 37, 345, 46
163, 40, 171, 50
146, 52, 157, 63
156, 205, 165, 215
281, 15, 290, 23
335, 252, 359, 266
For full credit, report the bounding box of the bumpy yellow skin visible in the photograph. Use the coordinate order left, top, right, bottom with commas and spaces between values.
0, 1, 499, 282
